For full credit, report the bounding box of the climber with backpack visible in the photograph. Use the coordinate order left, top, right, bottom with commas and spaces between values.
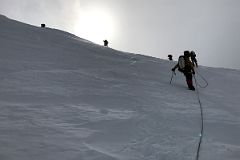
171, 51, 196, 90
190, 51, 198, 67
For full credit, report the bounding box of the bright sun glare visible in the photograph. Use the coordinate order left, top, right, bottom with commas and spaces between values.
75, 7, 116, 44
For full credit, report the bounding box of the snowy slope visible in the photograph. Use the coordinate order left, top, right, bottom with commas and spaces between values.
0, 15, 240, 160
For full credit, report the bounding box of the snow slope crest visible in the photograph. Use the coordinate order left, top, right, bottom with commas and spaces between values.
0, 15, 240, 160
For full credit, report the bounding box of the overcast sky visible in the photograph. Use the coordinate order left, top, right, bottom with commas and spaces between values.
1, 0, 240, 69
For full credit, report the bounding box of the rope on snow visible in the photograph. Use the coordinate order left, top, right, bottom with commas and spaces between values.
195, 71, 208, 88
194, 75, 204, 160
169, 68, 208, 160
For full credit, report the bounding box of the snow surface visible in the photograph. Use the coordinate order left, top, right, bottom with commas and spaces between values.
0, 15, 240, 160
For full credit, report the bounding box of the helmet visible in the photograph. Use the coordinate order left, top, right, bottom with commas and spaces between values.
184, 50, 190, 57
190, 51, 196, 56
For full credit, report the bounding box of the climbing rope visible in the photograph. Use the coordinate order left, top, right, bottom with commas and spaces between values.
169, 68, 208, 160
193, 75, 204, 160
195, 71, 208, 88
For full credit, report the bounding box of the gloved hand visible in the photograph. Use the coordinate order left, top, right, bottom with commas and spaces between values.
172, 68, 175, 72
192, 70, 195, 75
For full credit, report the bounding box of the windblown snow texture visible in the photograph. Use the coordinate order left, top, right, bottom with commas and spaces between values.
0, 15, 240, 160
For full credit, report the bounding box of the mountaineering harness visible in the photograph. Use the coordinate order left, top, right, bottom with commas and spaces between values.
170, 70, 208, 160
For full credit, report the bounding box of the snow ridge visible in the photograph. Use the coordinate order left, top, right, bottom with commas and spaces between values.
0, 15, 240, 160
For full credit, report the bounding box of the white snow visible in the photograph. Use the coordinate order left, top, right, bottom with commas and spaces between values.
0, 14, 240, 160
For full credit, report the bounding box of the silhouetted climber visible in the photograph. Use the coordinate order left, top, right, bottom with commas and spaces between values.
103, 40, 109, 47
171, 51, 195, 90
168, 54, 173, 61
190, 51, 198, 67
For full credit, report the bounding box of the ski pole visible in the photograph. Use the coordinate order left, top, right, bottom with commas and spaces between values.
170, 71, 176, 84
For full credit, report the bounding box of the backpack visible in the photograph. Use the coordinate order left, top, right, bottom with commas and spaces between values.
178, 55, 185, 72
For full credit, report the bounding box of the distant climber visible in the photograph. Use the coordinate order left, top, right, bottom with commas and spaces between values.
171, 51, 195, 90
190, 51, 198, 67
168, 54, 173, 61
103, 40, 109, 47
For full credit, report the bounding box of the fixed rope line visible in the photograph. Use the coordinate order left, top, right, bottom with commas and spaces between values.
194, 75, 204, 160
